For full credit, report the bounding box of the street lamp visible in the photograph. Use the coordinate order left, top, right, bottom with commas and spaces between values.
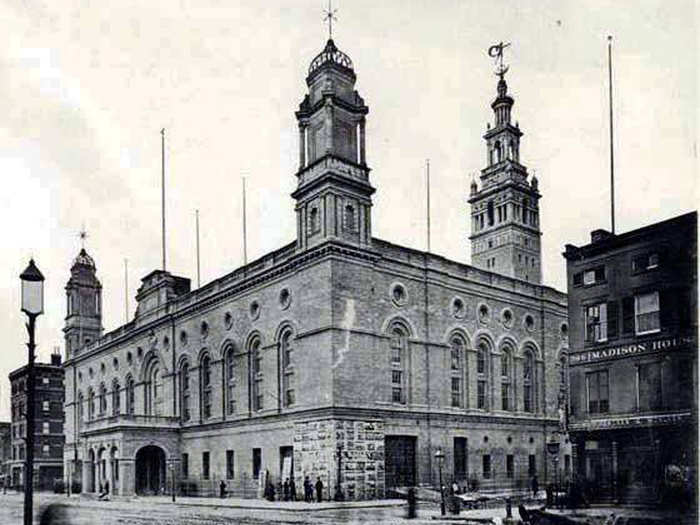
546, 438, 560, 508
435, 448, 445, 516
20, 259, 44, 525
333, 444, 345, 501
169, 463, 176, 502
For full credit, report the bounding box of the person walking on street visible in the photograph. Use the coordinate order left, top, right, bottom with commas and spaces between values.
289, 477, 297, 501
531, 474, 539, 498
315, 476, 323, 503
304, 476, 312, 502
283, 478, 290, 501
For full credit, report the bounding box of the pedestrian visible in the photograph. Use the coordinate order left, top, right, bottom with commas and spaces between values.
315, 476, 323, 503
219, 479, 226, 498
283, 478, 290, 501
304, 476, 312, 502
289, 477, 297, 501
531, 474, 539, 498
104, 479, 109, 495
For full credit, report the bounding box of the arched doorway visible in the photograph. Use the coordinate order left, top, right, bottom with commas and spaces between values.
135, 445, 166, 495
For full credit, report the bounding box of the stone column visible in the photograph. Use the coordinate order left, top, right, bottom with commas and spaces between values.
298, 123, 306, 169
119, 459, 135, 496
611, 440, 618, 502
359, 118, 366, 165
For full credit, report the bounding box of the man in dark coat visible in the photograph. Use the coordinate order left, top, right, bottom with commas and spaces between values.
315, 476, 323, 502
303, 476, 312, 502
289, 477, 297, 501
531, 474, 539, 498
283, 478, 290, 501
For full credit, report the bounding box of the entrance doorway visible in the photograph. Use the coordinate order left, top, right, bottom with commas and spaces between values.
385, 436, 416, 489
135, 445, 166, 495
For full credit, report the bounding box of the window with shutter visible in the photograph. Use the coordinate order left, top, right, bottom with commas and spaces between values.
607, 301, 618, 339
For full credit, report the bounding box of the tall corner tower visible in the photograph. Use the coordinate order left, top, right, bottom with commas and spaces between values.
292, 38, 375, 251
63, 248, 103, 358
469, 71, 542, 284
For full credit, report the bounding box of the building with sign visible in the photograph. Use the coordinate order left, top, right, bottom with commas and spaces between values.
8, 352, 65, 491
62, 34, 569, 500
563, 212, 697, 506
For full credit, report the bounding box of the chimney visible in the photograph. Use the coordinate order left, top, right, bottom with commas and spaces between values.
590, 229, 614, 244
51, 345, 62, 366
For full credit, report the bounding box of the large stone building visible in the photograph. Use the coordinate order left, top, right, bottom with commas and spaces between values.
62, 35, 568, 499
9, 352, 65, 491
563, 212, 697, 506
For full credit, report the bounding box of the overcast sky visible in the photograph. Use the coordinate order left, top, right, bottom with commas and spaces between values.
0, 0, 696, 420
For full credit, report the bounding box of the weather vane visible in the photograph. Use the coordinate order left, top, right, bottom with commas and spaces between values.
78, 224, 88, 250
323, 0, 338, 39
488, 41, 511, 79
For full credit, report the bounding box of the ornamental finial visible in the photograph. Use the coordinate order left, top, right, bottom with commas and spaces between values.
488, 41, 511, 80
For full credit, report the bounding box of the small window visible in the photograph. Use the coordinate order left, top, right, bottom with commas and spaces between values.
482, 455, 492, 479
42, 422, 49, 434
632, 252, 660, 273
585, 303, 608, 343
587, 370, 609, 414
42, 401, 49, 412
635, 291, 660, 335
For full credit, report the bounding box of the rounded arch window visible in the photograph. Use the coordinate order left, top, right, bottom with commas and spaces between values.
126, 352, 133, 365
560, 322, 568, 339
476, 341, 489, 375
180, 330, 188, 346
344, 204, 356, 232
163, 335, 170, 350
112, 357, 119, 370
279, 288, 291, 310
100, 362, 105, 375
451, 297, 466, 319
449, 335, 465, 371
137, 347, 143, 359
391, 283, 408, 307
224, 312, 233, 330
88, 367, 94, 379
200, 321, 209, 338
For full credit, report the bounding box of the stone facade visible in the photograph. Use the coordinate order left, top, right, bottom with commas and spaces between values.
62, 34, 569, 500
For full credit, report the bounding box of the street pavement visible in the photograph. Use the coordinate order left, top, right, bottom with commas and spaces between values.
0, 491, 696, 524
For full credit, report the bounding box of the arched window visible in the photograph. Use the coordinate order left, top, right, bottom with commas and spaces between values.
111, 379, 120, 416
508, 140, 516, 160
200, 354, 212, 419
98, 383, 107, 415
280, 330, 295, 407
125, 375, 135, 415
250, 338, 263, 411
487, 201, 495, 226
389, 324, 408, 405
501, 346, 513, 411
476, 341, 489, 409
523, 350, 535, 413
77, 392, 84, 429
180, 361, 191, 422
450, 335, 466, 408
144, 360, 162, 416
494, 141, 502, 162
225, 347, 237, 416
308, 207, 320, 234
344, 204, 356, 232
87, 388, 95, 420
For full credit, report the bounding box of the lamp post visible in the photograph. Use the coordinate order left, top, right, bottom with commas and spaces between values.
546, 438, 560, 509
169, 463, 176, 502
435, 448, 445, 516
333, 444, 345, 501
20, 259, 44, 525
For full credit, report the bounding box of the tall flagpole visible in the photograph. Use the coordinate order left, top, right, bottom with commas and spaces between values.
607, 36, 616, 234
161, 128, 167, 271
124, 259, 128, 323
196, 209, 201, 288
242, 177, 248, 266
426, 159, 431, 253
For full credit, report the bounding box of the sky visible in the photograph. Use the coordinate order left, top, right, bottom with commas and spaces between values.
0, 0, 696, 421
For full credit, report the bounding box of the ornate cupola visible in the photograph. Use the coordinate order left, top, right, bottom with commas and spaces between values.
63, 247, 103, 357
292, 38, 374, 251
469, 44, 542, 283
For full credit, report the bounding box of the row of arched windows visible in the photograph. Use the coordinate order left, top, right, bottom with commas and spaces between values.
388, 318, 539, 413
77, 376, 135, 427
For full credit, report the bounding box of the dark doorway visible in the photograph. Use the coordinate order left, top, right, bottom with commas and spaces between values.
135, 445, 166, 495
454, 437, 468, 482
252, 448, 262, 480
385, 436, 416, 488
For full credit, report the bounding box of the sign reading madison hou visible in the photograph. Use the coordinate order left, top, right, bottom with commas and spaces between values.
569, 335, 695, 365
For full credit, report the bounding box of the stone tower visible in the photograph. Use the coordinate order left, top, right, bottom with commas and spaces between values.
292, 38, 375, 251
63, 248, 103, 358
469, 73, 542, 283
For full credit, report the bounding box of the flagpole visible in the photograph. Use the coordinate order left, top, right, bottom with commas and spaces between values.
242, 177, 248, 266
196, 209, 201, 288
426, 159, 431, 253
607, 36, 615, 235
161, 128, 167, 271
124, 259, 128, 323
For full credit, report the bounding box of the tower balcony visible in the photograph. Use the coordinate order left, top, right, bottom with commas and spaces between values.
80, 414, 180, 435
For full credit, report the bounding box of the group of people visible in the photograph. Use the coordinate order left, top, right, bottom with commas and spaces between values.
264, 475, 324, 502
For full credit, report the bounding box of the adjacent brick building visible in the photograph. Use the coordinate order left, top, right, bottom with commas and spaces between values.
563, 212, 697, 505
8, 353, 65, 490
63, 36, 568, 499
0, 421, 10, 487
